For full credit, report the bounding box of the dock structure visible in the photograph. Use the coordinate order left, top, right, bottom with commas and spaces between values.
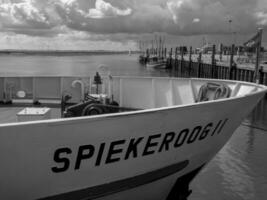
167, 46, 267, 86
139, 29, 267, 85
140, 44, 267, 86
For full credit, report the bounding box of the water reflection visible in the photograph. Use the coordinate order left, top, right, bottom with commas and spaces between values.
246, 98, 267, 129
190, 98, 267, 200
217, 127, 255, 200
246, 128, 255, 154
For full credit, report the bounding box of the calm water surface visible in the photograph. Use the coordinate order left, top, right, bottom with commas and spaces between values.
0, 54, 266, 200
190, 101, 267, 200
0, 54, 169, 77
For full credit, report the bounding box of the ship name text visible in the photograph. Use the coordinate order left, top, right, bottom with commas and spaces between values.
51, 118, 228, 173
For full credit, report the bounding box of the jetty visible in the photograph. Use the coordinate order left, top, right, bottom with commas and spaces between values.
165, 45, 267, 86
139, 29, 267, 86
140, 45, 267, 86
139, 46, 267, 86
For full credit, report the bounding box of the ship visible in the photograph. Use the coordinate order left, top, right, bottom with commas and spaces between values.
0, 75, 266, 200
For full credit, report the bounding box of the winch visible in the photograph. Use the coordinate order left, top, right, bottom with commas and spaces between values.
62, 72, 120, 117
63, 94, 120, 117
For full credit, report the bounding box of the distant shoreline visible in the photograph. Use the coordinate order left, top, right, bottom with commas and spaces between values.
0, 50, 139, 56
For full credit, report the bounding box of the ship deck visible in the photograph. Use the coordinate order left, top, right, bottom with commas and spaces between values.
0, 76, 266, 125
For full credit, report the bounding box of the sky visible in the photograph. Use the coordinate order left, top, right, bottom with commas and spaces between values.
0, 0, 267, 50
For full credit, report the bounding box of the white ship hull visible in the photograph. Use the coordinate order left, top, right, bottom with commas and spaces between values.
0, 77, 266, 200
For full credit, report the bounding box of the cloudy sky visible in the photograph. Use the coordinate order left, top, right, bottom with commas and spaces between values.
0, 0, 267, 50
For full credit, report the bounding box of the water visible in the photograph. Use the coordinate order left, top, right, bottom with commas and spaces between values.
0, 54, 168, 77
190, 100, 267, 200
0, 53, 266, 200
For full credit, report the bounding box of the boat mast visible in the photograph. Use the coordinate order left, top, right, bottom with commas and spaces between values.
154, 35, 158, 56
162, 36, 165, 59
159, 36, 162, 58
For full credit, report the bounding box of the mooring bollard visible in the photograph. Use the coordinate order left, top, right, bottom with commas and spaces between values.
174, 47, 178, 77
168, 48, 173, 72
181, 47, 184, 76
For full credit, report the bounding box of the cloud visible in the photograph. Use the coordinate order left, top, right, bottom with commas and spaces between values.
57, 0, 132, 19
55, 0, 174, 34
86, 0, 132, 18
0, 0, 266, 40
56, 0, 267, 35
255, 11, 267, 25
0, 31, 137, 50
165, 0, 264, 34
0, 0, 61, 35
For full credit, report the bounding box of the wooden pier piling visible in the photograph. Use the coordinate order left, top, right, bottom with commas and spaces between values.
175, 47, 178, 77
229, 44, 235, 80
197, 52, 202, 78
188, 47, 192, 77
181, 47, 184, 76
211, 45, 216, 78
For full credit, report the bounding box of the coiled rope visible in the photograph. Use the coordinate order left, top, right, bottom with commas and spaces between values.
196, 82, 231, 102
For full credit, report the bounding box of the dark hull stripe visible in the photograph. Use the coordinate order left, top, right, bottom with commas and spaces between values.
39, 160, 189, 200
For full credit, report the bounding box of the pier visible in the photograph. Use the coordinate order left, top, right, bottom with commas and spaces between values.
140, 45, 267, 86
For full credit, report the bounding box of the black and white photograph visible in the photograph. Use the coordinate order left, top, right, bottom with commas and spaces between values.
0, 0, 267, 200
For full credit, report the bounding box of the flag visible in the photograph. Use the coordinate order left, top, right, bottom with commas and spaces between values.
244, 31, 261, 47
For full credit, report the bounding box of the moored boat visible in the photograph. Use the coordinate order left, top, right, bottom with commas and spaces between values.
0, 76, 266, 200
146, 60, 167, 68
145, 56, 167, 69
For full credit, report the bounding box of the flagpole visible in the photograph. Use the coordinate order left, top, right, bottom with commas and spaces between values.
253, 28, 263, 83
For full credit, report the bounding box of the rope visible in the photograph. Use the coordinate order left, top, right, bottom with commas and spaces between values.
196, 82, 231, 102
